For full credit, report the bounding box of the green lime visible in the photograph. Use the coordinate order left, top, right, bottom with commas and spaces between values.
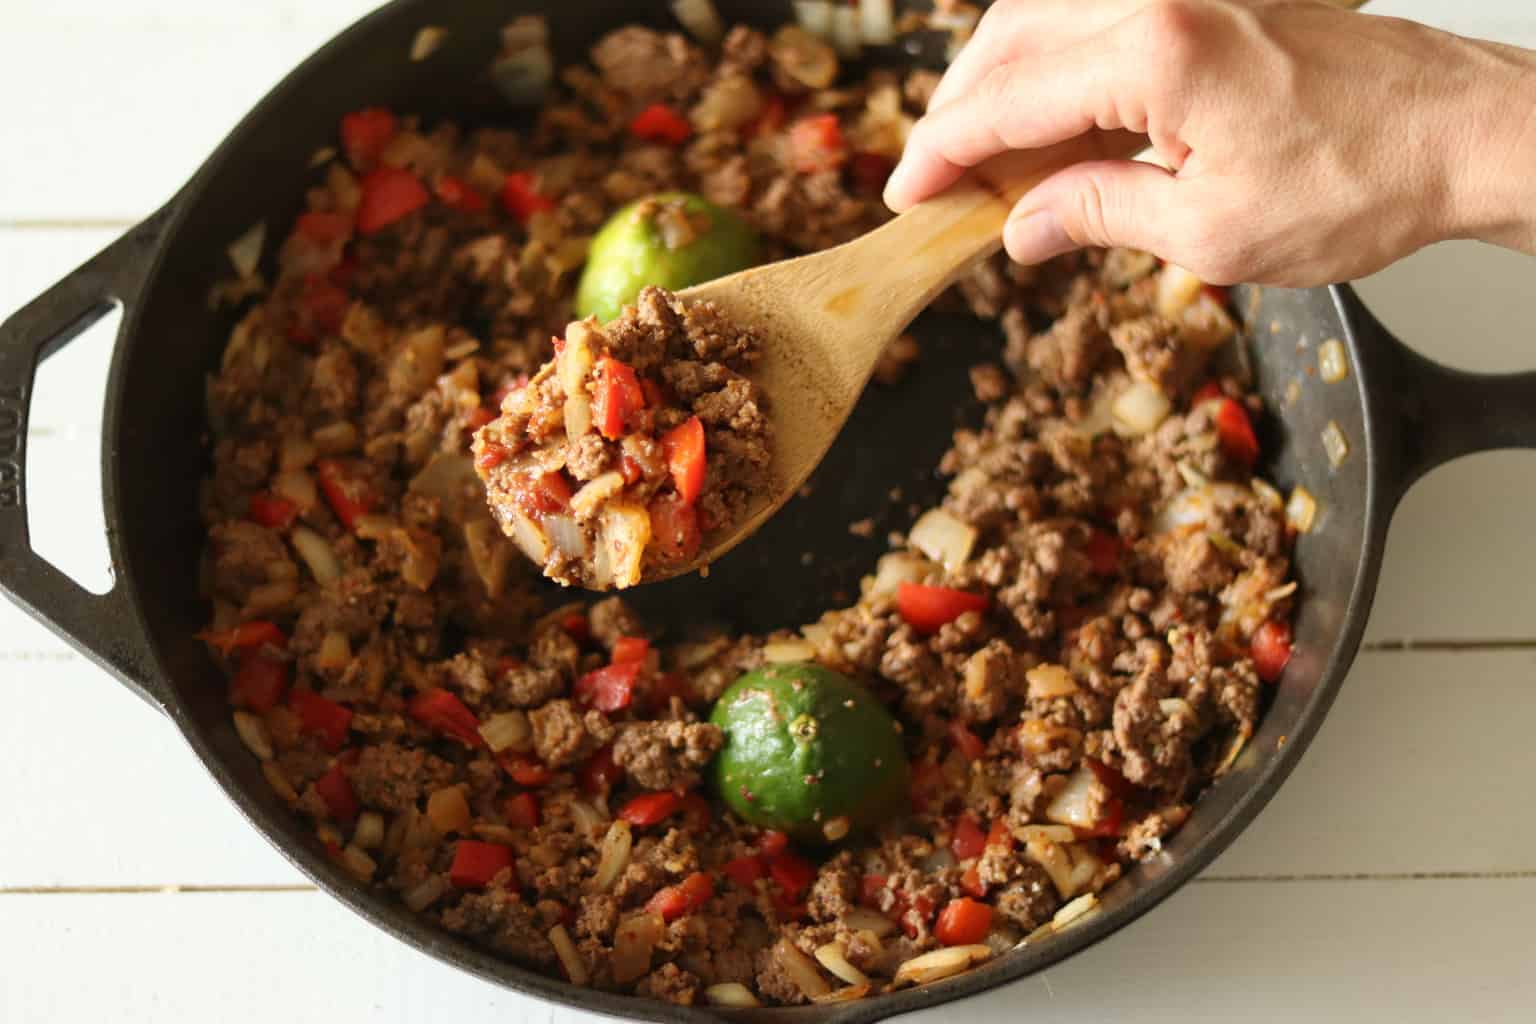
709, 663, 910, 844
574, 192, 759, 322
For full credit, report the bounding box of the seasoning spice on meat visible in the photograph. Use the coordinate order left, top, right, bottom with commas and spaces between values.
199, 16, 1297, 1009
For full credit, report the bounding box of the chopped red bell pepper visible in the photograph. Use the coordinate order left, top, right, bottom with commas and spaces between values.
1192, 380, 1224, 408
1202, 283, 1231, 307
948, 720, 985, 761
629, 103, 693, 145
766, 850, 816, 898
573, 660, 643, 713
722, 855, 767, 889
1085, 529, 1121, 577
340, 107, 397, 171
860, 873, 888, 908
660, 415, 706, 506
229, 651, 289, 712
407, 689, 486, 748
788, 114, 848, 174
314, 458, 375, 530
648, 494, 702, 563
248, 492, 300, 530
900, 894, 936, 939
314, 760, 359, 823
435, 174, 488, 214
504, 791, 540, 829
758, 830, 790, 858
986, 819, 1014, 850
1212, 397, 1261, 468
950, 813, 987, 861
679, 793, 712, 829
294, 210, 353, 245
772, 888, 809, 921
611, 636, 651, 665
960, 864, 987, 898
328, 253, 361, 291
289, 689, 353, 752
618, 791, 683, 827
934, 897, 992, 946
579, 745, 623, 795
646, 871, 714, 921
619, 455, 645, 486
202, 619, 287, 657
475, 442, 509, 473
849, 151, 895, 193
561, 612, 590, 641
355, 166, 430, 234
449, 839, 514, 889
500, 754, 554, 788
593, 356, 644, 441
1251, 619, 1294, 682
750, 94, 787, 138
501, 171, 556, 225
895, 583, 989, 634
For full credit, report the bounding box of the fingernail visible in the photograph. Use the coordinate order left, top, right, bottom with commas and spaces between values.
1004, 207, 1073, 265
882, 158, 916, 211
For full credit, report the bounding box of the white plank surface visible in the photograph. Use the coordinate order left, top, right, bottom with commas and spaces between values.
3, 1, 1536, 1022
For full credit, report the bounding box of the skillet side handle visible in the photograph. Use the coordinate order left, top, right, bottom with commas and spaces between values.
0, 209, 174, 712
1342, 286, 1536, 502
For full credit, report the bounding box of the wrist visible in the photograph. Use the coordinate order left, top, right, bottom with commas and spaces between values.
1441, 39, 1536, 252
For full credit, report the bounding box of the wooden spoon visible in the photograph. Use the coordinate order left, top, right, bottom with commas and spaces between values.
655, 130, 1148, 582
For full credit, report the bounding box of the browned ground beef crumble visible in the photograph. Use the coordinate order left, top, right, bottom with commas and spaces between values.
200, 19, 1295, 1009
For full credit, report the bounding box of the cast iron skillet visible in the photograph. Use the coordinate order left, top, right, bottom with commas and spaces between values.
3, 1, 1535, 1020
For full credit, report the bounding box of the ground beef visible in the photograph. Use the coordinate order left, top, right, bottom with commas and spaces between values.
529, 700, 614, 767
611, 720, 723, 790
346, 742, 456, 812
993, 864, 1062, 932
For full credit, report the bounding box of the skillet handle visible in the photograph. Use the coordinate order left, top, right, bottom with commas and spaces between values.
0, 209, 174, 712
1343, 286, 1536, 501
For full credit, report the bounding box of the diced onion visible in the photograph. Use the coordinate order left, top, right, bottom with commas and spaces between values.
1026, 663, 1079, 700
1052, 893, 1099, 929
340, 845, 377, 881
612, 914, 663, 984
593, 820, 633, 891
232, 711, 273, 761
774, 939, 832, 999
763, 639, 816, 664
402, 874, 445, 912
1249, 477, 1283, 510
1285, 485, 1318, 534
1025, 837, 1078, 899
463, 519, 512, 598
1042, 766, 1100, 831
472, 824, 519, 845
478, 711, 531, 753
492, 19, 554, 106
866, 551, 931, 599
312, 421, 359, 455
822, 816, 851, 842
813, 983, 872, 1004
568, 799, 606, 838
316, 631, 352, 671
858, 0, 895, 44
290, 526, 341, 586
815, 943, 870, 985
426, 786, 471, 834
410, 25, 447, 61
671, 0, 724, 44
599, 502, 651, 589
1179, 293, 1237, 350
1321, 420, 1350, 469
353, 811, 385, 850
549, 925, 589, 985
227, 222, 266, 280
570, 471, 625, 518
1017, 824, 1076, 844
1111, 379, 1172, 437
704, 983, 760, 1008
1318, 338, 1349, 383
908, 508, 977, 570
1155, 263, 1204, 319
842, 907, 897, 938
274, 470, 319, 513
279, 435, 317, 472
892, 945, 991, 988
793, 0, 834, 37
508, 509, 553, 564
262, 761, 299, 804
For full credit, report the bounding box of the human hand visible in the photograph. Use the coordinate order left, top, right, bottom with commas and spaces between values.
885, 0, 1536, 286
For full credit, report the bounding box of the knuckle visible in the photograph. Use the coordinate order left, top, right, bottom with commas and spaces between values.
1068, 176, 1116, 248
1133, 1, 1206, 82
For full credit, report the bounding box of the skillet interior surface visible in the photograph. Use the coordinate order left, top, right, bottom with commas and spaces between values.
97, 1, 1384, 1020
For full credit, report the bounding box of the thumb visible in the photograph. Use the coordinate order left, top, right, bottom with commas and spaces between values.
1003, 159, 1187, 266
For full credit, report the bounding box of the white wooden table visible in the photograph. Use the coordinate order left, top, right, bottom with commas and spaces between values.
3, 2, 1535, 1021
